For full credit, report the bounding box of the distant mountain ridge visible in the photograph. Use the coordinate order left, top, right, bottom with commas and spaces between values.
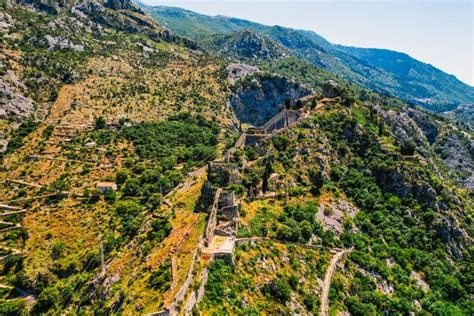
144, 5, 474, 113
203, 30, 287, 61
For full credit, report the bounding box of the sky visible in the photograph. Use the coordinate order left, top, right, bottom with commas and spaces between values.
140, 0, 474, 86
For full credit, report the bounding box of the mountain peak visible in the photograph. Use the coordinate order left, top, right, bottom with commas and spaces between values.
211, 29, 286, 61
147, 5, 474, 113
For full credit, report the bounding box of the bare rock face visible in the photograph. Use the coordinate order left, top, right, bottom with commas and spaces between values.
0, 70, 35, 119
105, 0, 142, 12
434, 133, 474, 189
216, 30, 286, 61
380, 109, 426, 145
322, 80, 341, 98
380, 106, 473, 188
0, 131, 8, 153
229, 74, 310, 126
317, 198, 359, 233
0, 11, 14, 31
44, 34, 85, 52
406, 108, 439, 144
226, 63, 259, 85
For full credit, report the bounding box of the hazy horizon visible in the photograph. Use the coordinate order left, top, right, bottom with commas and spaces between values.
141, 0, 474, 87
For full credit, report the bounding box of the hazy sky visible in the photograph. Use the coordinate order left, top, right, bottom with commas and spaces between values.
141, 0, 474, 86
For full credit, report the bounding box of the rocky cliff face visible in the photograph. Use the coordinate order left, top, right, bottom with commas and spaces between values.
229, 71, 310, 126
379, 105, 473, 189
0, 70, 35, 119
208, 30, 286, 61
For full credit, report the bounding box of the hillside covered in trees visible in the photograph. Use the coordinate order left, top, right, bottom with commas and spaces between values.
0, 0, 472, 315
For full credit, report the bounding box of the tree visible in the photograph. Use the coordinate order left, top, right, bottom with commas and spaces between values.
148, 260, 172, 293
265, 278, 291, 303
300, 220, 313, 242
261, 158, 273, 193
115, 169, 128, 185
276, 224, 293, 241
0, 299, 27, 315
35, 286, 60, 312
115, 200, 143, 217
51, 242, 65, 260
148, 193, 163, 209
378, 117, 384, 137
295, 99, 303, 109
104, 189, 116, 203
149, 217, 172, 242
400, 138, 416, 156
303, 294, 316, 312
309, 169, 324, 195
86, 189, 101, 203
94, 116, 106, 129
123, 178, 141, 196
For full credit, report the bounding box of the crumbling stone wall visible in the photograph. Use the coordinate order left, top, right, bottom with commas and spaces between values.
263, 109, 300, 134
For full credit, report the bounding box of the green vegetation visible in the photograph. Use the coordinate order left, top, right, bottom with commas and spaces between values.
276, 203, 321, 243
309, 104, 471, 315
200, 242, 329, 314
115, 200, 144, 238
0, 299, 27, 315
148, 5, 474, 112
263, 277, 292, 303
1, 2, 472, 315
202, 259, 234, 305
1, 119, 39, 157
121, 113, 219, 169
148, 259, 172, 293
232, 94, 471, 315
148, 217, 172, 242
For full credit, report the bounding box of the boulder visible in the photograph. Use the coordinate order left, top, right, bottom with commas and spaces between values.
322, 80, 341, 98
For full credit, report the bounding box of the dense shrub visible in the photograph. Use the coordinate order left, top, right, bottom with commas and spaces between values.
148, 259, 172, 293
276, 203, 320, 243
400, 138, 416, 156
94, 116, 106, 129
203, 259, 234, 304
264, 277, 292, 303
34, 286, 60, 312
148, 217, 171, 242
51, 242, 65, 260
115, 201, 144, 237
0, 299, 27, 315
2, 119, 39, 156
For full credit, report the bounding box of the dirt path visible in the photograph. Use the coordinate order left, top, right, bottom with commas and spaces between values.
320, 250, 348, 316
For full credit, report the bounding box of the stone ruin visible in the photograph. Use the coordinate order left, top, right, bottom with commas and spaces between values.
207, 161, 241, 187
215, 191, 239, 237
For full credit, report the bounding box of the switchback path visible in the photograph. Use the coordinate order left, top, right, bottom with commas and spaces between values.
320, 249, 349, 316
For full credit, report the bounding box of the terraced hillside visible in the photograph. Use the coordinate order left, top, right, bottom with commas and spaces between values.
0, 0, 472, 315
0, 0, 236, 313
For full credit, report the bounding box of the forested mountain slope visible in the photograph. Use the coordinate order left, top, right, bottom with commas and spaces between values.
0, 0, 472, 315
145, 5, 474, 113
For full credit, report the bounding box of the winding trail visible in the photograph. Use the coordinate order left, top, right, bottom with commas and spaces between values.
320, 250, 349, 316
